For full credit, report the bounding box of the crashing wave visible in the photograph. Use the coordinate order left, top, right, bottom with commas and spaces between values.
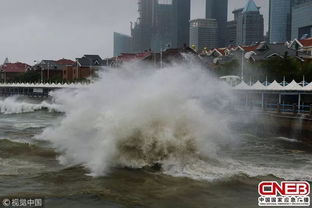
36, 60, 312, 181
37, 60, 237, 177
0, 96, 63, 114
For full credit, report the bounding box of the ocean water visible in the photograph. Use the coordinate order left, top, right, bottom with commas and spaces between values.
1, 62, 312, 207
1, 110, 311, 208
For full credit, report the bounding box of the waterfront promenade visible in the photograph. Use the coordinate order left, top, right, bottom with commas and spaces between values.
234, 80, 312, 115
2, 80, 312, 116
0, 82, 87, 97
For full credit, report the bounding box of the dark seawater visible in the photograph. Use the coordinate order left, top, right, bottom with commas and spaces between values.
1, 110, 312, 208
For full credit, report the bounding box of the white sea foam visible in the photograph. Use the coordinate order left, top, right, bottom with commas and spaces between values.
36, 59, 312, 181
163, 158, 312, 182
0, 96, 63, 114
275, 136, 300, 143
38, 60, 240, 176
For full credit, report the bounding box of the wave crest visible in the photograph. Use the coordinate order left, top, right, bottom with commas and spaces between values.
38, 61, 236, 176
0, 96, 63, 114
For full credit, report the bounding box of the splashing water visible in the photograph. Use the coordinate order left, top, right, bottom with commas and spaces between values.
0, 96, 63, 114
37, 60, 240, 177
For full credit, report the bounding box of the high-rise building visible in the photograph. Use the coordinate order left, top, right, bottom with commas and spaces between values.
226, 8, 244, 46
131, 0, 156, 52
206, 0, 228, 47
152, 0, 190, 51
226, 20, 237, 46
294, 0, 312, 5
174, 0, 191, 48
151, 1, 175, 51
113, 33, 133, 57
269, 0, 294, 43
128, 0, 190, 53
236, 0, 264, 45
291, 0, 312, 39
189, 19, 218, 50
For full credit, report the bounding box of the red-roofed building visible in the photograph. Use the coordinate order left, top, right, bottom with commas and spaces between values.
299, 38, 312, 60
289, 38, 312, 60
299, 38, 312, 47
57, 59, 77, 81
239, 45, 260, 52
111, 52, 151, 67
117, 52, 151, 62
0, 62, 30, 82
56, 59, 76, 66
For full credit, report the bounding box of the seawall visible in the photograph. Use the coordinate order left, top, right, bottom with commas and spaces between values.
235, 111, 312, 142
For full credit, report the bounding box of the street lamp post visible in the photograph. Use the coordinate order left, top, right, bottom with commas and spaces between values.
241, 50, 244, 81
160, 48, 163, 69
34, 60, 43, 83
47, 62, 50, 81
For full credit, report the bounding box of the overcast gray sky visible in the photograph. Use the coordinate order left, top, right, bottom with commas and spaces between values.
0, 0, 268, 64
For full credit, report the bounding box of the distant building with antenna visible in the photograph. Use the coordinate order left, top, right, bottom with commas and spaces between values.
236, 0, 264, 45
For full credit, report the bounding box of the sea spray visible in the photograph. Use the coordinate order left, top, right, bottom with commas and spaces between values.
38, 60, 239, 176
0, 96, 63, 114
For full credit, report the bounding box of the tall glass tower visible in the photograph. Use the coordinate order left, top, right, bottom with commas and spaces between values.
291, 0, 312, 39
174, 0, 191, 48
269, 0, 293, 43
206, 0, 228, 47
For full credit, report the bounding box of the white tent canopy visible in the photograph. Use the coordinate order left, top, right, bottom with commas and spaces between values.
303, 82, 312, 91
251, 81, 266, 90
234, 81, 250, 90
283, 80, 303, 91
266, 80, 284, 91
232, 80, 312, 92
0, 83, 86, 89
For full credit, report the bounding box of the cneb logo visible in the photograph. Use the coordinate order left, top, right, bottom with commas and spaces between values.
259, 181, 310, 196
258, 181, 311, 207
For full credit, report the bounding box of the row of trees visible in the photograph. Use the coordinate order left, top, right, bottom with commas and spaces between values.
215, 56, 312, 83
2, 71, 89, 83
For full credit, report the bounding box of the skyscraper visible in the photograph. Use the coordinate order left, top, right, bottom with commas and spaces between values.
291, 0, 312, 39
206, 0, 228, 47
151, 0, 190, 51
294, 0, 312, 5
151, 0, 175, 51
236, 0, 264, 45
226, 8, 244, 46
269, 0, 293, 43
174, 0, 191, 48
131, 0, 155, 52
128, 0, 190, 53
189, 19, 218, 50
113, 33, 133, 57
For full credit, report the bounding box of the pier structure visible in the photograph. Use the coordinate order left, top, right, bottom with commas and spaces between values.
2, 80, 312, 115
0, 83, 87, 97
234, 80, 312, 114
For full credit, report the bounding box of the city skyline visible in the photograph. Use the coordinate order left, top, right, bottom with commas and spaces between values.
0, 0, 269, 64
